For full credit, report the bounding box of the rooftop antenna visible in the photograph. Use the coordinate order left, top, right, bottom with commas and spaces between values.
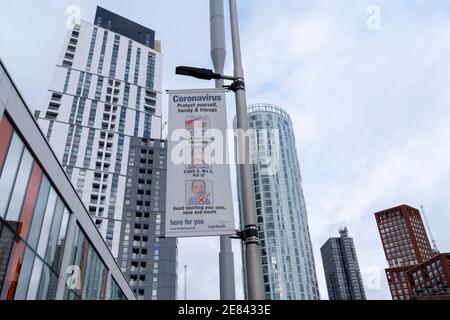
420, 205, 440, 255
339, 227, 348, 237
184, 265, 188, 300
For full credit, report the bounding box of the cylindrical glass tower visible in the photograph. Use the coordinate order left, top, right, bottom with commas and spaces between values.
236, 104, 320, 300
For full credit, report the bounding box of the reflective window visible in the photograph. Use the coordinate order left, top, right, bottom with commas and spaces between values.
0, 133, 25, 219
109, 277, 126, 300
14, 176, 51, 299
0, 116, 70, 300
5, 148, 34, 221
0, 219, 15, 294
65, 224, 108, 300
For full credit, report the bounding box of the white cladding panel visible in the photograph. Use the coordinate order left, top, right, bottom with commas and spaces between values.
37, 18, 163, 258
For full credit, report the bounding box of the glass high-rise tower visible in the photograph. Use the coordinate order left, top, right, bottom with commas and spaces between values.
36, 7, 176, 300
321, 227, 366, 300
236, 104, 320, 300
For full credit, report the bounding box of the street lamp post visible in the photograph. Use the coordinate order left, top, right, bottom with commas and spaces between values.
228, 0, 265, 300
210, 0, 236, 301
175, 0, 265, 300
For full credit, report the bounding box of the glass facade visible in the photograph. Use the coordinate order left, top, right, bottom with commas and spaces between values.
236, 104, 320, 300
109, 276, 126, 300
320, 228, 366, 300
64, 223, 109, 300
0, 116, 70, 300
0, 57, 134, 300
0, 113, 132, 300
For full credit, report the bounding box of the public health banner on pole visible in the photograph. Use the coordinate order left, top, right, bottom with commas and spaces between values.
165, 88, 236, 238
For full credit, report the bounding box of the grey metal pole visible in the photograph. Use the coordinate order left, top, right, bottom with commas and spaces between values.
210, 0, 226, 89
229, 0, 265, 300
210, 0, 236, 300
184, 265, 187, 300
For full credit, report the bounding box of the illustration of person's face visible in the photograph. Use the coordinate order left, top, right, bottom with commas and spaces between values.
192, 147, 204, 165
193, 119, 204, 129
192, 181, 206, 195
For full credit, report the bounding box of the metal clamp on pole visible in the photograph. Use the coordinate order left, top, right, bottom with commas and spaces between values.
224, 79, 245, 92
242, 224, 259, 245
234, 225, 259, 245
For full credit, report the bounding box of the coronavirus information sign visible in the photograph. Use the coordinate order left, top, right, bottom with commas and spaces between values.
165, 89, 236, 238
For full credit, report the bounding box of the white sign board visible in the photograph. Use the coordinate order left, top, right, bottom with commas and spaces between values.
165, 89, 236, 238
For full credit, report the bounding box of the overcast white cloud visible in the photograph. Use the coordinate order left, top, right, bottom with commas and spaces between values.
1, 0, 449, 300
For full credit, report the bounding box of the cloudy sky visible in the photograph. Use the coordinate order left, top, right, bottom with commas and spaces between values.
1, 0, 450, 300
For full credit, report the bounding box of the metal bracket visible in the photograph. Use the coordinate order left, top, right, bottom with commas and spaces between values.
230, 224, 259, 245
223, 79, 245, 92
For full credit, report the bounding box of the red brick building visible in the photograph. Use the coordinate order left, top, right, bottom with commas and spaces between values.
375, 205, 434, 300
407, 253, 450, 300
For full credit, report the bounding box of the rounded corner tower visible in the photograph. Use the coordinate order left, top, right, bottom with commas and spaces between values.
235, 103, 320, 300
